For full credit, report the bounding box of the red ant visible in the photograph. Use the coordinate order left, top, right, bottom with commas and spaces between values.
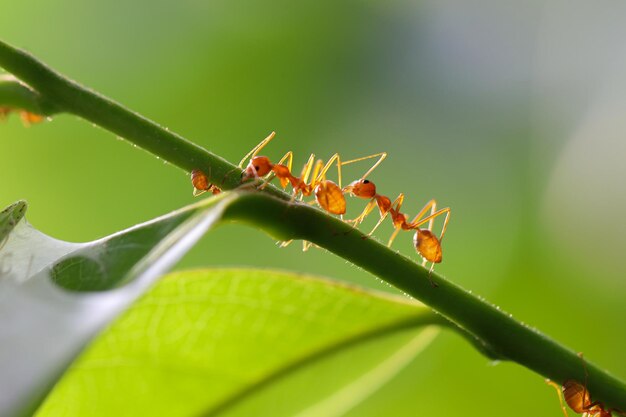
190, 169, 221, 196
239, 131, 347, 216
547, 354, 625, 417
343, 164, 450, 284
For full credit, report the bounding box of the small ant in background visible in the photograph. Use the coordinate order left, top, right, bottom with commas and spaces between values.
190, 169, 221, 196
546, 354, 626, 417
20, 111, 44, 126
0, 106, 45, 126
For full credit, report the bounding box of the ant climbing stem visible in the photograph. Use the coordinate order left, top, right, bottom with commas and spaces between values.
546, 353, 626, 417
239, 132, 348, 251
547, 379, 570, 417
240, 132, 347, 217
340, 152, 388, 226
190, 167, 221, 196
341, 154, 450, 286
238, 131, 300, 191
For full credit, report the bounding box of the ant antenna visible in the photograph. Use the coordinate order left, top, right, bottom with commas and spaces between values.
546, 379, 570, 417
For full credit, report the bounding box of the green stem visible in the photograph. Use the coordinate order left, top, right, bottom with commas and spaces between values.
1, 39, 625, 411
0, 40, 268, 194
0, 76, 58, 115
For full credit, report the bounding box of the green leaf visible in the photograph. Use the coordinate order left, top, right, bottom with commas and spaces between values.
0, 195, 236, 417
0, 200, 27, 246
36, 269, 439, 417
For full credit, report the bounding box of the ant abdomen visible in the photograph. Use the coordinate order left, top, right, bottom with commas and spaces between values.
191, 169, 209, 191
190, 169, 220, 196
315, 180, 346, 215
414, 229, 442, 263
563, 380, 591, 414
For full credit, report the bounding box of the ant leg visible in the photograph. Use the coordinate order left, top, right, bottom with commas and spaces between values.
293, 154, 317, 201
367, 208, 388, 235
334, 154, 344, 219
305, 159, 325, 201
427, 200, 436, 232
387, 227, 401, 248
238, 131, 277, 168
312, 153, 341, 187
257, 172, 277, 190
336, 154, 343, 189
300, 154, 316, 185
277, 151, 294, 171
546, 380, 570, 417
308, 153, 343, 188
340, 152, 387, 180
404, 199, 437, 235
406, 200, 437, 228
348, 199, 378, 226
427, 263, 438, 287
193, 188, 207, 197
390, 193, 405, 214
408, 205, 451, 242
279, 239, 294, 248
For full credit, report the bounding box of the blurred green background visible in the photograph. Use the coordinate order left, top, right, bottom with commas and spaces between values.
1, 0, 625, 415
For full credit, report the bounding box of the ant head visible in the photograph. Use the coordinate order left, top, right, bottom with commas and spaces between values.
314, 180, 347, 215
343, 179, 376, 198
242, 156, 272, 180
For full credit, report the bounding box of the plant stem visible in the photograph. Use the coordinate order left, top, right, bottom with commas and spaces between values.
1, 39, 625, 410
0, 40, 270, 194
0, 76, 58, 115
